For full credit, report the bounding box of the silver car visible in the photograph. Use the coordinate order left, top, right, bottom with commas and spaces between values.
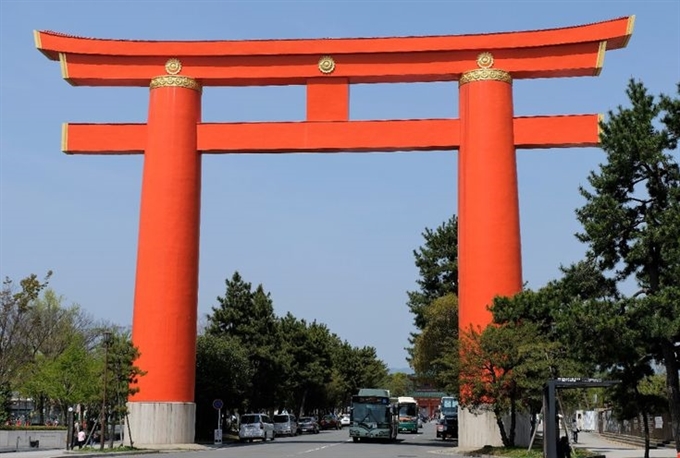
238, 413, 275, 442
273, 413, 299, 436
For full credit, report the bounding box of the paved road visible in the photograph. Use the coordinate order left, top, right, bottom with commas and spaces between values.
1, 422, 459, 458
2, 426, 677, 458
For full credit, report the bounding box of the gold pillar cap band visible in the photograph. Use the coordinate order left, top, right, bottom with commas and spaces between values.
459, 68, 512, 86
150, 75, 202, 92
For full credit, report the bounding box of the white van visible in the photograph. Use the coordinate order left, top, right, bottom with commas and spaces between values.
238, 413, 275, 442
273, 413, 299, 436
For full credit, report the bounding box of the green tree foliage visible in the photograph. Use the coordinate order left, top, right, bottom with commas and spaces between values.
329, 342, 389, 408
21, 334, 100, 423
207, 272, 286, 411
194, 333, 251, 436
609, 363, 668, 458
406, 216, 459, 331
102, 329, 145, 434
195, 333, 251, 407
493, 263, 617, 341
278, 314, 334, 415
207, 271, 255, 338
406, 217, 459, 389
459, 318, 577, 447
384, 372, 413, 397
410, 294, 459, 395
0, 382, 11, 424
0, 274, 143, 427
660, 83, 680, 142
248, 285, 288, 411
22, 289, 98, 361
0, 272, 52, 390
15, 289, 99, 423
350, 345, 389, 389
575, 79, 680, 449
203, 271, 391, 418
470, 286, 599, 444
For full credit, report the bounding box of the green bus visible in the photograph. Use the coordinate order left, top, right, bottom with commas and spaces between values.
348, 388, 399, 442
397, 396, 419, 434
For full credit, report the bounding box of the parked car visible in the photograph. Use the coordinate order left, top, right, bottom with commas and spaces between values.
298, 416, 320, 434
239, 413, 275, 442
273, 413, 298, 436
339, 414, 350, 427
319, 413, 340, 430
436, 416, 458, 440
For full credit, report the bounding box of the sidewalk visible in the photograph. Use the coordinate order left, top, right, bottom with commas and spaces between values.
0, 450, 67, 458
574, 432, 678, 458
0, 441, 219, 458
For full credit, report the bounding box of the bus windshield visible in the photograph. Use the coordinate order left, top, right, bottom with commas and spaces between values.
398, 403, 418, 417
352, 397, 390, 425
441, 396, 458, 417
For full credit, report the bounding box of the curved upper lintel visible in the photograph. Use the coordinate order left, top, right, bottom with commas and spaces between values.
35, 16, 634, 86
621, 15, 635, 48
36, 16, 634, 58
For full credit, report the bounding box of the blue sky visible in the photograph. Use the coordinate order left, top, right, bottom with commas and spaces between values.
1, 0, 678, 370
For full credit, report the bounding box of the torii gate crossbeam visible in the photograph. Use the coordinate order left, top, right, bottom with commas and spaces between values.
35, 15, 634, 447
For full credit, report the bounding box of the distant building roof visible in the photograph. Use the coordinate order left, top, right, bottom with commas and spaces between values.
409, 391, 450, 399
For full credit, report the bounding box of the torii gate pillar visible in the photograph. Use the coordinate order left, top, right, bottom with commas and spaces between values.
458, 62, 521, 335
35, 15, 633, 447
128, 75, 203, 443
457, 61, 524, 446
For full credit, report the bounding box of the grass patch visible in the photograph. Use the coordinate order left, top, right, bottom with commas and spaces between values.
464, 446, 543, 458
0, 425, 67, 431
464, 446, 600, 458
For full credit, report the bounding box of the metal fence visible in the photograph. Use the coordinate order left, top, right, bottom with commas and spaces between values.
598, 409, 674, 442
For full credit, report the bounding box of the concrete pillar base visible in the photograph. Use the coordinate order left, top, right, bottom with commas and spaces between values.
458, 407, 503, 448
458, 407, 533, 448
126, 402, 195, 446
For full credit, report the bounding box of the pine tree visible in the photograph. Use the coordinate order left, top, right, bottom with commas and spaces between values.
576, 79, 680, 451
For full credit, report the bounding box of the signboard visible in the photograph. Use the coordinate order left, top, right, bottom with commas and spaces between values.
213, 399, 224, 444
655, 416, 663, 429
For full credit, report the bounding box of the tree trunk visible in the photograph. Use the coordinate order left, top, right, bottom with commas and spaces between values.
109, 420, 115, 448
38, 394, 45, 425
509, 395, 517, 447
125, 412, 134, 448
661, 339, 680, 452
642, 410, 650, 458
494, 406, 510, 447
298, 389, 307, 419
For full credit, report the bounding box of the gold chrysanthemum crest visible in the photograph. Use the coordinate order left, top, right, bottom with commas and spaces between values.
165, 58, 182, 75
477, 52, 494, 69
318, 56, 336, 74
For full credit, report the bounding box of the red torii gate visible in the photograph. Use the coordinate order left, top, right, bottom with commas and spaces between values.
36, 15, 633, 446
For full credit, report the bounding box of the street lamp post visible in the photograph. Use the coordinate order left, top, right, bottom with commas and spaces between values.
66, 407, 74, 450
100, 331, 112, 450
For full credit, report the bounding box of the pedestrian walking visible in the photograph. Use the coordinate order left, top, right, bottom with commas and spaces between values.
77, 429, 86, 449
571, 418, 579, 443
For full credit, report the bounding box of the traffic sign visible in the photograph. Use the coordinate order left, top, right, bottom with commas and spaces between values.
212, 399, 223, 410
